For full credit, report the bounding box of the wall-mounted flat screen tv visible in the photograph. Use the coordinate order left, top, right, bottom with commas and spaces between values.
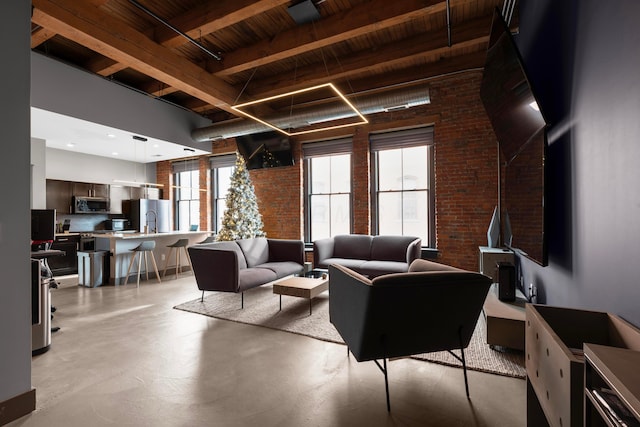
236, 131, 294, 170
480, 8, 548, 266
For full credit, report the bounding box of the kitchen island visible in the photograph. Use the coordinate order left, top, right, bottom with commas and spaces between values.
95, 231, 211, 285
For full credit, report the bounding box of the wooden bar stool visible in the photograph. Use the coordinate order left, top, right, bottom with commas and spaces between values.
124, 241, 161, 287
198, 235, 216, 244
162, 238, 193, 278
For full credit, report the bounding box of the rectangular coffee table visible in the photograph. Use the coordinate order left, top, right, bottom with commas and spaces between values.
272, 276, 329, 315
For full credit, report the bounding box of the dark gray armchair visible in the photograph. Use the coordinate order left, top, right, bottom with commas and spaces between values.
328, 259, 492, 411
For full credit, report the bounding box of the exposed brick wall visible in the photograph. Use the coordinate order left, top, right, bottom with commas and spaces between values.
428, 72, 499, 270
156, 70, 498, 271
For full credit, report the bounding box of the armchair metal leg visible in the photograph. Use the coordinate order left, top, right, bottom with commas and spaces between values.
201, 290, 205, 302
241, 292, 244, 309
374, 358, 391, 412
446, 326, 471, 399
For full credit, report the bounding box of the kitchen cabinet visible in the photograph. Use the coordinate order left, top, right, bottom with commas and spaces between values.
46, 179, 73, 214
73, 182, 109, 198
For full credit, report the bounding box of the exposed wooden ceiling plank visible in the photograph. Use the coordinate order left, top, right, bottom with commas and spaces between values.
155, 0, 292, 48
244, 16, 491, 100
31, 26, 57, 48
213, 0, 448, 77
32, 0, 241, 114
85, 56, 127, 76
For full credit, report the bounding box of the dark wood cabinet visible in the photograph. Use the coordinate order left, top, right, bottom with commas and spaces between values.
72, 182, 109, 198
46, 179, 73, 214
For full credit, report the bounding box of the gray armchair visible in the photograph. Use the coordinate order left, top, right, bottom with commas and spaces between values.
328, 259, 492, 411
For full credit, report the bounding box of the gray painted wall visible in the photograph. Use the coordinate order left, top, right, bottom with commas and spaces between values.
31, 51, 212, 152
0, 1, 32, 403
516, 0, 640, 326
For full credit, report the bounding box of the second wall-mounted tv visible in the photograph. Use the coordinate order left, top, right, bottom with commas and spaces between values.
236, 131, 294, 170
480, 8, 548, 266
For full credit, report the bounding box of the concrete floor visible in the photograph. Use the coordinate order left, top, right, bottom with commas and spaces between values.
10, 275, 526, 427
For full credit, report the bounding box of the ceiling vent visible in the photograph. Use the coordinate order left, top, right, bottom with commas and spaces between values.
287, 0, 321, 25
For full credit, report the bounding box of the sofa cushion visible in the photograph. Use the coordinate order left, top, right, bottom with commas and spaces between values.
322, 257, 367, 272
409, 259, 462, 272
360, 260, 410, 277
333, 234, 373, 260
238, 267, 278, 291
237, 237, 269, 267
197, 241, 247, 270
370, 235, 420, 263
257, 261, 303, 278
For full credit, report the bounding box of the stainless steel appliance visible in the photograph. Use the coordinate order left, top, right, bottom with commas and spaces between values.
125, 199, 170, 233
105, 218, 128, 231
79, 233, 96, 251
73, 196, 110, 213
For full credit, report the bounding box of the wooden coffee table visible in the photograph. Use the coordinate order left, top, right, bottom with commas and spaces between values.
272, 276, 329, 315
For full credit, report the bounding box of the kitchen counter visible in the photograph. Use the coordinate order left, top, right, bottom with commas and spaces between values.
94, 231, 212, 285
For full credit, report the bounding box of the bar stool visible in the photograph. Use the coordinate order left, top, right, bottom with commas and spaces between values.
163, 238, 193, 278
124, 241, 161, 287
198, 235, 216, 244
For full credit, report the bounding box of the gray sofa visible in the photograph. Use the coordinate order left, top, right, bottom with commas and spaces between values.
188, 237, 305, 305
313, 234, 421, 278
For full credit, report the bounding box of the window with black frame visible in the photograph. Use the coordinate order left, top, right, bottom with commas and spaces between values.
303, 138, 353, 242
172, 159, 200, 231
209, 154, 235, 234
370, 127, 435, 247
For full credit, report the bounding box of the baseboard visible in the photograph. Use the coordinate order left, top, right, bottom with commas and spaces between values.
0, 388, 36, 426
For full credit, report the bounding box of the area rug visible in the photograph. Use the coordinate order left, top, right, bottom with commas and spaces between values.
174, 285, 526, 379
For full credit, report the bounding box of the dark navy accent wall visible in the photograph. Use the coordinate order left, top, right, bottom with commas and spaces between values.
515, 0, 640, 326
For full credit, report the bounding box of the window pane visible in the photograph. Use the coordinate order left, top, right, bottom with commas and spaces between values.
216, 199, 226, 231
378, 192, 403, 236
217, 167, 232, 198
402, 190, 428, 243
310, 194, 330, 241
330, 194, 350, 236
330, 154, 351, 193
311, 157, 330, 194
402, 146, 428, 190
378, 149, 402, 191
190, 170, 200, 199
177, 201, 190, 231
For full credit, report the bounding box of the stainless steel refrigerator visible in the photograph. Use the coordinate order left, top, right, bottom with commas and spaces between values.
126, 199, 171, 233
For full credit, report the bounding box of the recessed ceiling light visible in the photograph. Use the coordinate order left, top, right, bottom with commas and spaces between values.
107, 133, 116, 138
112, 152, 119, 156
66, 143, 75, 147
153, 144, 159, 148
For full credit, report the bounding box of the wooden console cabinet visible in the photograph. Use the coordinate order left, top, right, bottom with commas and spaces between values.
584, 343, 640, 426
525, 305, 640, 427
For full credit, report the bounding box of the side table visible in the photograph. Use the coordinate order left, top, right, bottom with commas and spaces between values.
483, 283, 527, 351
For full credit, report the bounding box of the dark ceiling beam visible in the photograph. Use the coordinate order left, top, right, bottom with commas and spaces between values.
242, 15, 491, 100
212, 0, 449, 77
154, 0, 291, 48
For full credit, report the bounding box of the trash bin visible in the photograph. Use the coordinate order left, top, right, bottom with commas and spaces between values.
77, 250, 107, 287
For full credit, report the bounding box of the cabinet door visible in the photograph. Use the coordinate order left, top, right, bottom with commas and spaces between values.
72, 182, 92, 197
46, 180, 72, 214
92, 184, 110, 198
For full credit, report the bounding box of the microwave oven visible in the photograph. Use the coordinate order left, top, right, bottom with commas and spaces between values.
73, 196, 110, 214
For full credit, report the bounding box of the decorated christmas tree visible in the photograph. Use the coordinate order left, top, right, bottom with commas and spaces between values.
216, 152, 265, 241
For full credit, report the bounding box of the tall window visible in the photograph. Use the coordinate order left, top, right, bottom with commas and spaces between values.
371, 127, 435, 247
304, 138, 352, 242
210, 155, 235, 234
173, 159, 200, 231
